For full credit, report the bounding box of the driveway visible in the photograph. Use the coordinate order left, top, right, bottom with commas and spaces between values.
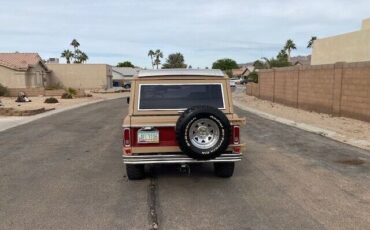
0, 98, 369, 229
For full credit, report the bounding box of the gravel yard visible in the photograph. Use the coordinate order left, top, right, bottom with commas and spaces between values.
233, 86, 370, 150
0, 92, 129, 112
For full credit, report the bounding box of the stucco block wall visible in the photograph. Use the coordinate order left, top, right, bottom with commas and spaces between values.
47, 64, 112, 89
0, 66, 27, 88
8, 88, 45, 97
258, 70, 274, 101
7, 89, 66, 97
246, 83, 259, 97
25, 64, 47, 88
297, 65, 335, 114
248, 62, 370, 122
312, 19, 370, 65
340, 63, 370, 120
274, 69, 299, 107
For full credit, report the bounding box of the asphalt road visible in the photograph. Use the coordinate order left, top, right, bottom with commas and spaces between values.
1, 98, 369, 230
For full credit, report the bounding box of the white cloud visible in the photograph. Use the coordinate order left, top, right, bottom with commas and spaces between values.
0, 0, 369, 67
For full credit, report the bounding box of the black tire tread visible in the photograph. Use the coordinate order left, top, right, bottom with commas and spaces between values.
126, 164, 145, 180
214, 162, 235, 178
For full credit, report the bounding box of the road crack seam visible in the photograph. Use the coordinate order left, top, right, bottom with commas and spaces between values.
148, 174, 159, 230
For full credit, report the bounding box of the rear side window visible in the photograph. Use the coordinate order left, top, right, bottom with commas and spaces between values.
138, 84, 225, 110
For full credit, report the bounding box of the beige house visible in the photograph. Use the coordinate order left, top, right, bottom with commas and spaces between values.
0, 53, 49, 88
311, 18, 370, 65
47, 64, 113, 89
232, 66, 254, 78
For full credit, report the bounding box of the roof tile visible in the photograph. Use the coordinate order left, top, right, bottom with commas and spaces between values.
0, 53, 43, 71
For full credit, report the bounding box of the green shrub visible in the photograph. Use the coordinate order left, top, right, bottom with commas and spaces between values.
67, 87, 77, 96
0, 83, 9, 96
61, 93, 73, 99
247, 71, 259, 83
44, 97, 59, 103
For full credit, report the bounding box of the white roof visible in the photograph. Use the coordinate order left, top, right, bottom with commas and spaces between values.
112, 67, 140, 80
138, 69, 225, 77
112, 67, 140, 76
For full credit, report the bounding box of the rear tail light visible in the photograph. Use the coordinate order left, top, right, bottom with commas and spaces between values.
123, 128, 131, 147
233, 126, 240, 144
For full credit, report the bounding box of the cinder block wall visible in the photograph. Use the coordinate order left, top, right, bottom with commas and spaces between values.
340, 62, 370, 121
246, 83, 259, 97
247, 62, 370, 122
298, 65, 335, 114
258, 70, 274, 101
274, 68, 299, 107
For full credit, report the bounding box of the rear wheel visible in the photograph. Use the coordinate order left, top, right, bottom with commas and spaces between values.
214, 162, 234, 178
126, 164, 145, 180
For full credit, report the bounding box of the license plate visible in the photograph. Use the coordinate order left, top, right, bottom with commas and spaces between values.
137, 130, 159, 143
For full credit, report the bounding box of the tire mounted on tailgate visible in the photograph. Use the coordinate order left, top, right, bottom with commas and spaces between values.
176, 105, 231, 160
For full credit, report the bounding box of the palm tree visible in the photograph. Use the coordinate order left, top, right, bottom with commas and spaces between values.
73, 49, 82, 63
307, 36, 317, 48
70, 39, 81, 63
148, 50, 155, 69
154, 58, 161, 69
154, 49, 163, 69
284, 39, 296, 61
73, 49, 89, 63
70, 39, 80, 51
61, 50, 73, 64
261, 57, 271, 69
78, 52, 89, 63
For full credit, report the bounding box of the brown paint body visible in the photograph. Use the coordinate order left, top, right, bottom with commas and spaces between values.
123, 75, 245, 155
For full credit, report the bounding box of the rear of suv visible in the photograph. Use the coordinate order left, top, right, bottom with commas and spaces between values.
122, 69, 245, 180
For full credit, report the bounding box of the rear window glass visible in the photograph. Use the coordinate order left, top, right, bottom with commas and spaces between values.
138, 84, 224, 110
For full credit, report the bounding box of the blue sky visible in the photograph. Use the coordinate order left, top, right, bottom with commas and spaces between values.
0, 0, 369, 68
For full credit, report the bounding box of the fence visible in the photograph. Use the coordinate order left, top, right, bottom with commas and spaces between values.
246, 62, 370, 122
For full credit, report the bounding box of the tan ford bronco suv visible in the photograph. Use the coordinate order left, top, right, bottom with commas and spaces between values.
122, 69, 245, 180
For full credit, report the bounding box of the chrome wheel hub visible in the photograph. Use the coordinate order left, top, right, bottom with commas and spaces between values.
189, 118, 220, 149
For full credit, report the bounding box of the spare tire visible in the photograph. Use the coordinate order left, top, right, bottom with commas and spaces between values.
176, 105, 231, 160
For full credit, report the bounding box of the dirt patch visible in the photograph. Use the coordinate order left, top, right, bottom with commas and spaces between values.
0, 92, 129, 114
0, 107, 55, 116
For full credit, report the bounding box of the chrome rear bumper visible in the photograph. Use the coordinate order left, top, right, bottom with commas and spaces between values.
123, 153, 242, 164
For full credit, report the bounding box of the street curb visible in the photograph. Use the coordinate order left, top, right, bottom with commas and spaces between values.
233, 100, 370, 152
0, 96, 126, 133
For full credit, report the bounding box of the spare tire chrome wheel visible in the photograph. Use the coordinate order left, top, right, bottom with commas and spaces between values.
189, 118, 220, 149
176, 105, 231, 160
